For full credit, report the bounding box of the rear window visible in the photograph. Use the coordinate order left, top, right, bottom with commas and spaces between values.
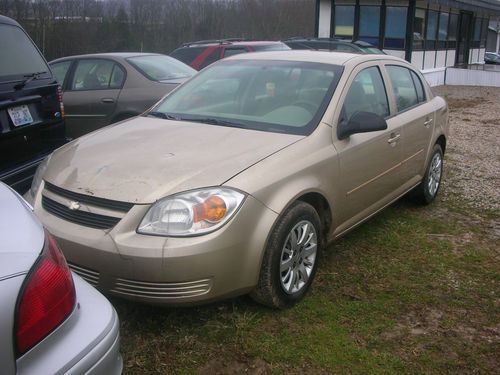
170, 47, 205, 65
251, 44, 290, 52
127, 55, 195, 81
0, 23, 49, 80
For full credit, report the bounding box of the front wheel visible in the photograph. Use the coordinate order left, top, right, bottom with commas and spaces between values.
411, 144, 444, 205
251, 201, 321, 309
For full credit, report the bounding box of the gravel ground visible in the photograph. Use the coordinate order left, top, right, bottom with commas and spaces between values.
432, 85, 500, 212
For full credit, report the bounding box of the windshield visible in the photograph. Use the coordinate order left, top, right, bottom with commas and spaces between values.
149, 60, 342, 135
126, 55, 196, 81
0, 24, 50, 80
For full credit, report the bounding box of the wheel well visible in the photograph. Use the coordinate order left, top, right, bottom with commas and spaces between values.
436, 135, 446, 154
297, 192, 332, 241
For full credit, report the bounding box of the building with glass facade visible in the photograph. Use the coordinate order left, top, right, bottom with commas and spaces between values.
315, 0, 500, 70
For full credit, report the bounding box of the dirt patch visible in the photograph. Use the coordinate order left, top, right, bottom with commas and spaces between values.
197, 357, 271, 375
432, 86, 500, 213
384, 307, 500, 344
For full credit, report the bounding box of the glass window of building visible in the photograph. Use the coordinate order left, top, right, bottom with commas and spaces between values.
438, 12, 449, 48
413, 8, 426, 50
359, 6, 380, 46
426, 10, 438, 49
448, 13, 458, 48
481, 18, 488, 47
385, 7, 408, 49
335, 6, 355, 37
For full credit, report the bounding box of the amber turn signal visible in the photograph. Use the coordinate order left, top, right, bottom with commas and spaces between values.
193, 195, 227, 223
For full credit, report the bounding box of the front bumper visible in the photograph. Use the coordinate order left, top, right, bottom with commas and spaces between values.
32, 187, 278, 305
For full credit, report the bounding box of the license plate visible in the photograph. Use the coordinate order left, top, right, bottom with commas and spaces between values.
8, 105, 34, 127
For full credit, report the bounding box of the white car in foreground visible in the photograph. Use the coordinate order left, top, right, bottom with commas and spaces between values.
0, 182, 122, 374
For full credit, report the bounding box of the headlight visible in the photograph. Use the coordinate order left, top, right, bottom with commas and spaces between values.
137, 188, 246, 236
30, 156, 50, 200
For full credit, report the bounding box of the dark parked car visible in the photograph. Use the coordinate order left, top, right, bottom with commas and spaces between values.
0, 15, 66, 193
284, 37, 385, 54
50, 53, 196, 139
484, 52, 500, 64
170, 39, 290, 70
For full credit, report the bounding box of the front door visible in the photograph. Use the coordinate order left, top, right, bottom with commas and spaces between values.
333, 64, 404, 233
62, 59, 125, 139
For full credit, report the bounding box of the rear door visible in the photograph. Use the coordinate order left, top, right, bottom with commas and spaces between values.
384, 65, 435, 184
60, 58, 125, 139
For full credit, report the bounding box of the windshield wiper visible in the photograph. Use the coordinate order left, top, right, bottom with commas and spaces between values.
177, 117, 247, 129
14, 71, 48, 90
147, 111, 179, 120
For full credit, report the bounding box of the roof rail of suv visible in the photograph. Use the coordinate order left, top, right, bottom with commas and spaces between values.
181, 38, 249, 47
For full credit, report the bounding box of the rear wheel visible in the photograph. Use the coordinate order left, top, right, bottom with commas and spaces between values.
251, 201, 321, 309
411, 144, 443, 205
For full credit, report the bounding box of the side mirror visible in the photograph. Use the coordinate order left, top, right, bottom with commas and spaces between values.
337, 111, 388, 140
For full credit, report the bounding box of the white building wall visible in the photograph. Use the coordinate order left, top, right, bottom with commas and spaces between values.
446, 68, 500, 86
435, 51, 447, 68
383, 50, 405, 59
479, 48, 485, 62
423, 51, 436, 69
422, 68, 446, 86
318, 0, 331, 38
446, 50, 456, 66
411, 51, 424, 70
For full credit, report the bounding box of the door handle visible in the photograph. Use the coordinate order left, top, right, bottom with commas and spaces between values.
388, 133, 400, 144
101, 98, 115, 104
424, 118, 433, 127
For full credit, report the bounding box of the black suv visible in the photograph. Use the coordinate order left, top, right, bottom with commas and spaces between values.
284, 37, 384, 55
0, 15, 66, 193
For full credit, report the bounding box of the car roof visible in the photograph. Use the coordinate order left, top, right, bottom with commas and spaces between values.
0, 14, 20, 26
179, 40, 285, 48
49, 52, 166, 63
226, 50, 403, 66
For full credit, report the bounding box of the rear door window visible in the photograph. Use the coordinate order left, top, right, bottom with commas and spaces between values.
0, 23, 49, 80
410, 70, 426, 103
71, 59, 123, 91
386, 65, 419, 112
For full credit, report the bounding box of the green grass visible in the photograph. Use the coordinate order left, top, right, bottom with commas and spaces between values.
115, 197, 499, 374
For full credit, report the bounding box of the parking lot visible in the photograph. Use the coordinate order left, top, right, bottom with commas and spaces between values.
112, 85, 500, 374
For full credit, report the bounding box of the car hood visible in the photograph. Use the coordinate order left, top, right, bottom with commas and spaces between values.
44, 117, 302, 204
0, 183, 43, 279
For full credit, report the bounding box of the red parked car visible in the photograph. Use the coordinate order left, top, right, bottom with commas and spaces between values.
170, 39, 290, 70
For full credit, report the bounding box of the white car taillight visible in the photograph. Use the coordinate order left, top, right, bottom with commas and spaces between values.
15, 230, 75, 356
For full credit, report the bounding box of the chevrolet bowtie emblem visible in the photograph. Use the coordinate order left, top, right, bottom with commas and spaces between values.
68, 201, 81, 211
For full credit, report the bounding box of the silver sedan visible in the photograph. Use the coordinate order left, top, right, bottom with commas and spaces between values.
0, 182, 122, 374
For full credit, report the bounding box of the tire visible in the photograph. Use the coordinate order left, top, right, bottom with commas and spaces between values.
411, 144, 444, 205
251, 201, 321, 309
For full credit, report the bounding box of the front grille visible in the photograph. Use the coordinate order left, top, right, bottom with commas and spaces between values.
69, 263, 100, 286
110, 278, 212, 299
42, 196, 121, 230
44, 181, 133, 212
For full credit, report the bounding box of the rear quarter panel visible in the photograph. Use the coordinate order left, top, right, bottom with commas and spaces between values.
0, 275, 25, 375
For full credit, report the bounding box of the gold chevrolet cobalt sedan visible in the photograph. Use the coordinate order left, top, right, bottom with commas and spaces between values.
28, 51, 448, 309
